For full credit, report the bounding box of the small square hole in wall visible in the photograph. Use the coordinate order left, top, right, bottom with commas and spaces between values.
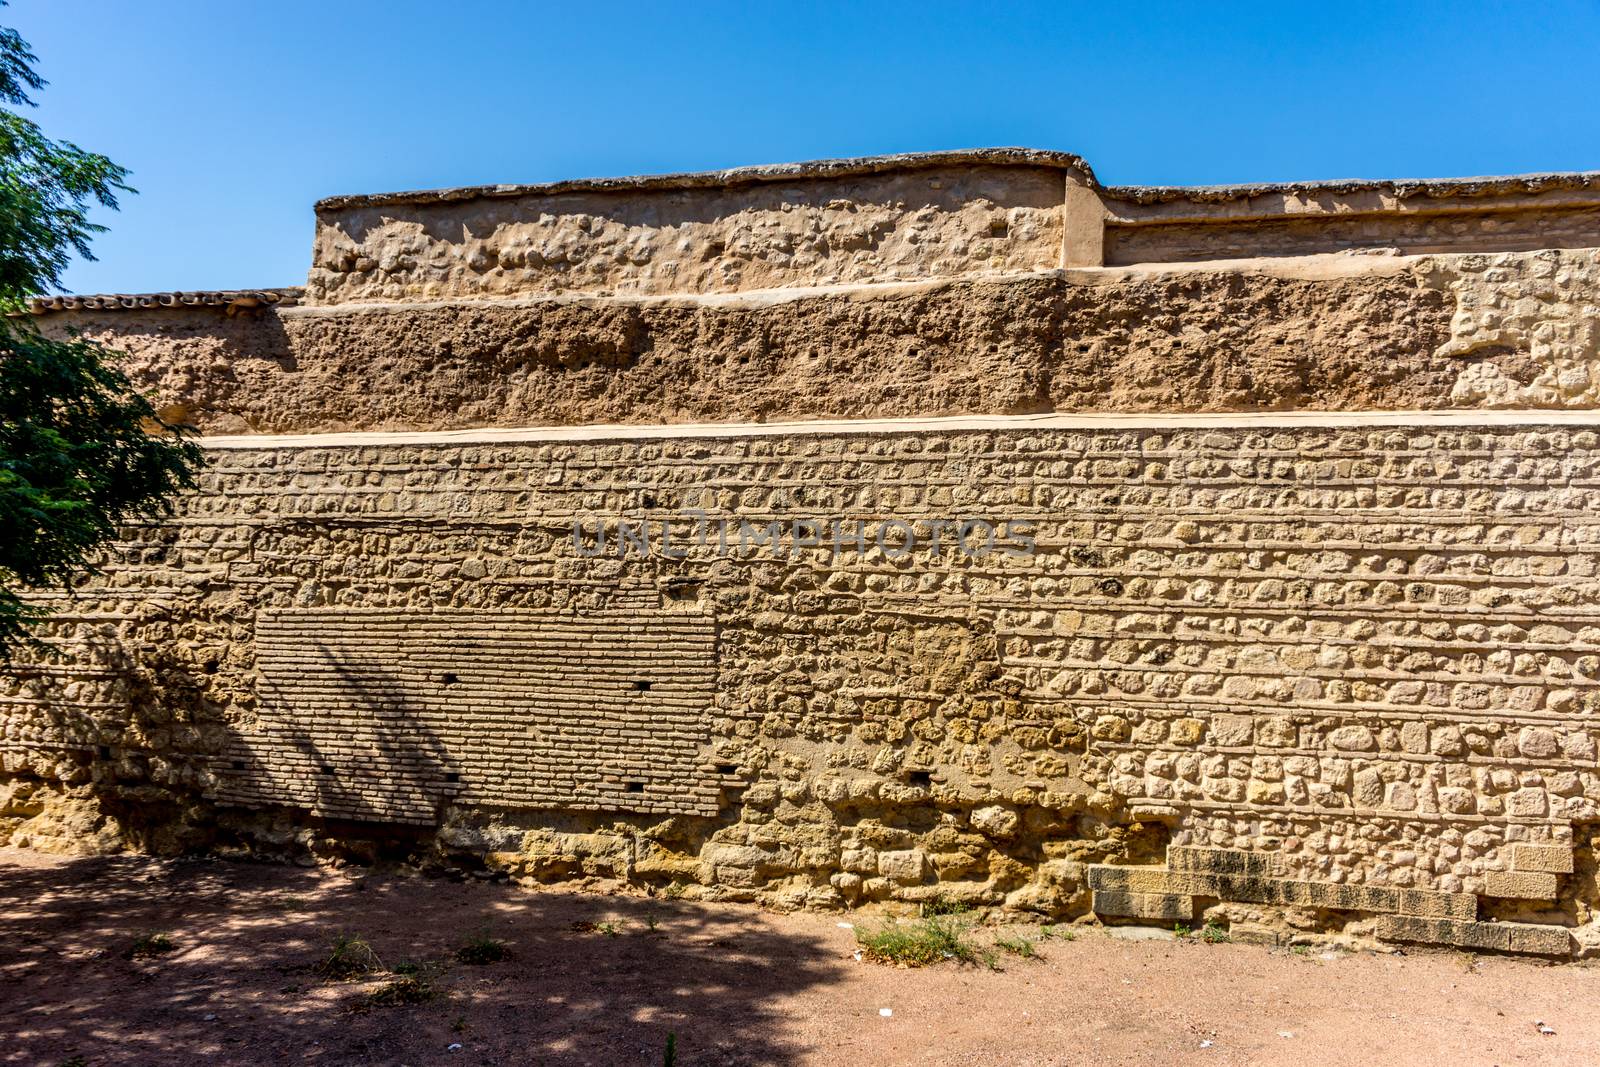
319, 765, 336, 776
625, 781, 644, 793
96, 745, 112, 759
906, 770, 933, 788
631, 680, 652, 693
715, 763, 737, 775
441, 672, 459, 686
443, 772, 461, 784
231, 759, 247, 771
663, 579, 703, 604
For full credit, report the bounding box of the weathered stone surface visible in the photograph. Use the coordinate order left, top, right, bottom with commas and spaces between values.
1484, 870, 1560, 900
9, 151, 1600, 956
1376, 915, 1570, 956
1510, 843, 1576, 874
1092, 890, 1195, 922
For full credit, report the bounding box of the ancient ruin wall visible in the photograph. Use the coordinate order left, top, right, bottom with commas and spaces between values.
33, 246, 1600, 435
8, 151, 1600, 956
3, 413, 1597, 953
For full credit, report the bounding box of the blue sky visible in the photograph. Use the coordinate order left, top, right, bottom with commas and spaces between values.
14, 1, 1600, 294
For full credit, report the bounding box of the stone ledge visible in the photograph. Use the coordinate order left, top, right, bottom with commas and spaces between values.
1088, 859, 1477, 921
1375, 915, 1571, 956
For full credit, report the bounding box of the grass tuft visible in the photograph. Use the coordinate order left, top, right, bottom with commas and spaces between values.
365, 973, 439, 1007
456, 932, 510, 965
995, 933, 1038, 959
857, 915, 976, 967
314, 933, 382, 980
919, 894, 972, 918
1200, 920, 1230, 944
126, 933, 175, 960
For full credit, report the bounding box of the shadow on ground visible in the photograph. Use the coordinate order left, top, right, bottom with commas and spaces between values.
0, 850, 841, 1066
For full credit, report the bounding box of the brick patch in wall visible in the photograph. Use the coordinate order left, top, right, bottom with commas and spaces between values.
228, 605, 720, 823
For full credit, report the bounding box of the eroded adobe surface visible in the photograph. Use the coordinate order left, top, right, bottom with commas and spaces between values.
9, 149, 1600, 956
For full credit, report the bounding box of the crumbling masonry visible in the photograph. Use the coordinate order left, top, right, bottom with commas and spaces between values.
8, 148, 1600, 956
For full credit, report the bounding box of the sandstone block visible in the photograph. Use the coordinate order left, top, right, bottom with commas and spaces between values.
1092, 890, 1194, 922
1377, 915, 1570, 956
1517, 727, 1561, 759
1328, 725, 1377, 751
970, 805, 1020, 840
1484, 870, 1560, 900
1510, 843, 1575, 874
877, 849, 928, 885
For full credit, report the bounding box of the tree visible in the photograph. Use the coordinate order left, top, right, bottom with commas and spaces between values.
0, 9, 203, 653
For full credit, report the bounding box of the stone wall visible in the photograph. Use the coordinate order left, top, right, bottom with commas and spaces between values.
9, 149, 1600, 955
5, 413, 1600, 953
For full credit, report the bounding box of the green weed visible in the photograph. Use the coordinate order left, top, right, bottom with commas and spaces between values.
857, 915, 976, 967
456, 931, 510, 965
125, 933, 174, 960
365, 973, 439, 1007
314, 933, 382, 980
995, 933, 1038, 959
919, 894, 971, 918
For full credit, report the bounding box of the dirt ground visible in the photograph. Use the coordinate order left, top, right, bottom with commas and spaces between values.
2, 848, 1597, 1066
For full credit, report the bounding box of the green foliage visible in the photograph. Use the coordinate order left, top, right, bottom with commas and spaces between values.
918, 894, 971, 917
1200, 920, 1230, 944
455, 931, 509, 964
125, 931, 174, 959
0, 8, 130, 309
365, 973, 439, 1007
994, 932, 1038, 959
663, 1032, 677, 1067
857, 915, 976, 967
0, 6, 201, 652
0, 326, 202, 647
314, 933, 382, 980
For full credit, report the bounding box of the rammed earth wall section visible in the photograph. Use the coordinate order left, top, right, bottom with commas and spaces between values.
4, 412, 1600, 953
32, 248, 1600, 435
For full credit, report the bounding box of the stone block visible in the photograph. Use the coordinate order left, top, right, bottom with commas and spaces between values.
1508, 924, 1573, 956
1484, 870, 1560, 900
1377, 915, 1509, 951
970, 805, 1020, 840
876, 849, 928, 885
1510, 844, 1574, 874
1377, 915, 1570, 956
1092, 890, 1194, 922
1393, 887, 1479, 921
1166, 846, 1275, 876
